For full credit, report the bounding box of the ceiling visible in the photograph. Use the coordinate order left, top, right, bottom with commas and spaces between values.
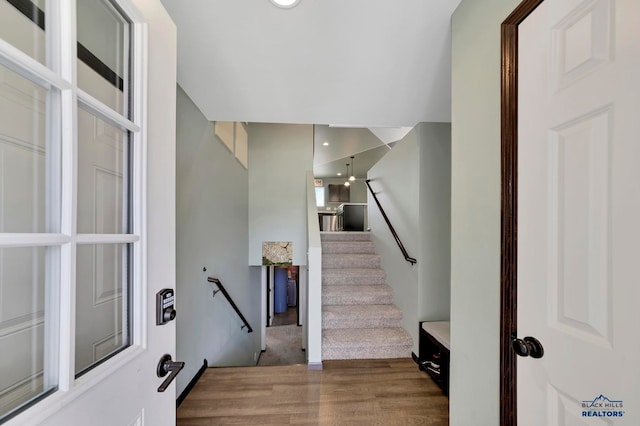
159, 0, 462, 127
313, 126, 393, 179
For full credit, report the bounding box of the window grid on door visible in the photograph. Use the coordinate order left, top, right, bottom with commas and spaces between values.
0, 0, 146, 422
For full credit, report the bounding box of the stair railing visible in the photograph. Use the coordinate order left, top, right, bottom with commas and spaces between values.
207, 277, 253, 332
365, 179, 417, 265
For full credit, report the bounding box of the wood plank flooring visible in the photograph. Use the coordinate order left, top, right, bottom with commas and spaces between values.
177, 358, 448, 425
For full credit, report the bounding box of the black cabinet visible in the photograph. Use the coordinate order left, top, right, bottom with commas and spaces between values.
337, 204, 364, 231
328, 184, 350, 202
418, 321, 450, 396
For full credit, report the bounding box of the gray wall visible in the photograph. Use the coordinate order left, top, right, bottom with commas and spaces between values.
417, 123, 451, 321
248, 123, 314, 266
368, 131, 420, 352
175, 86, 260, 396
367, 123, 451, 354
450, 1, 518, 424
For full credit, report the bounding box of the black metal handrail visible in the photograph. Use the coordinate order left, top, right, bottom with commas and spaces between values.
207, 277, 253, 332
365, 179, 417, 265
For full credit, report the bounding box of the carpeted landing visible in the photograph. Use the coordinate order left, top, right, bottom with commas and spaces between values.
257, 324, 306, 366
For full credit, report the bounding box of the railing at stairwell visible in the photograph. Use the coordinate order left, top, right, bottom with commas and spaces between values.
207, 277, 253, 333
365, 179, 417, 265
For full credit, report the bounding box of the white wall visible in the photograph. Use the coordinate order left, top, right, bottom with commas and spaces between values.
248, 123, 314, 266
175, 86, 260, 396
367, 124, 452, 354
450, 1, 519, 424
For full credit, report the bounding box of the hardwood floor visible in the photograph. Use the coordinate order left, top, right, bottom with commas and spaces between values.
177, 358, 448, 425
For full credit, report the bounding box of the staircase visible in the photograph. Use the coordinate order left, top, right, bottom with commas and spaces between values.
321, 231, 413, 360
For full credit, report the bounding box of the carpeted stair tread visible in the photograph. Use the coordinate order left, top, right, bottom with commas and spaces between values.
319, 231, 413, 360
322, 328, 413, 360
322, 285, 393, 305
323, 304, 403, 329
321, 241, 376, 254
322, 268, 387, 286
320, 232, 371, 242
322, 254, 380, 269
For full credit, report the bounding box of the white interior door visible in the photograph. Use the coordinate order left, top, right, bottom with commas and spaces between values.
518, 0, 640, 424
1, 0, 178, 424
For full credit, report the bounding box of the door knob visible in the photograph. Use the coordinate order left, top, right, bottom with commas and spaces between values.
156, 353, 185, 392
512, 336, 544, 358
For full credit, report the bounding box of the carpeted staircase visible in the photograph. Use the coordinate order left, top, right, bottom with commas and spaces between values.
321, 231, 413, 360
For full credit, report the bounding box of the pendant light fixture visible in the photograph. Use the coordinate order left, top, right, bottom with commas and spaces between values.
349, 156, 356, 182
344, 163, 351, 187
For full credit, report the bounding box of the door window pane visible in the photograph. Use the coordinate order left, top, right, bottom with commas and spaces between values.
0, 0, 47, 65
0, 246, 57, 419
77, 0, 131, 116
77, 107, 130, 234
75, 243, 130, 376
0, 62, 59, 234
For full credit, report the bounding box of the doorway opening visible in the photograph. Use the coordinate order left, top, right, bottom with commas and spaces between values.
267, 266, 300, 328
258, 265, 305, 366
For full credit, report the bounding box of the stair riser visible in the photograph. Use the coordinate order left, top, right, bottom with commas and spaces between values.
323, 316, 403, 330
320, 232, 371, 242
323, 274, 387, 286
322, 328, 413, 361
322, 345, 413, 360
323, 255, 380, 269
322, 292, 393, 306
321, 242, 376, 254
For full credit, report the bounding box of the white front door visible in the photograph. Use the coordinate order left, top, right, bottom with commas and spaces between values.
1, 0, 178, 424
518, 0, 640, 424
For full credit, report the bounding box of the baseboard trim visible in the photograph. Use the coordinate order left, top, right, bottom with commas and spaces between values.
256, 350, 265, 365
411, 352, 419, 364
176, 359, 208, 408
307, 362, 323, 370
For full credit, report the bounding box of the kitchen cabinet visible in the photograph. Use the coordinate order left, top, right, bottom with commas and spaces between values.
328, 184, 350, 202
336, 203, 366, 231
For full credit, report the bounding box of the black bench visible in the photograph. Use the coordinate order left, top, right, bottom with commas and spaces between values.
418, 321, 450, 395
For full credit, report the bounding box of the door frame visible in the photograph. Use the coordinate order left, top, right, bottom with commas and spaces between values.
500, 0, 545, 424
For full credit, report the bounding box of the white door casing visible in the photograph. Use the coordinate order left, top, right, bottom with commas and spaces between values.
2, 0, 178, 424
518, 0, 640, 424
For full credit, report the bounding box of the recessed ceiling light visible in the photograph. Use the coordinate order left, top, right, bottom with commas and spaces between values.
269, 0, 301, 8
337, 172, 342, 176
322, 142, 329, 146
